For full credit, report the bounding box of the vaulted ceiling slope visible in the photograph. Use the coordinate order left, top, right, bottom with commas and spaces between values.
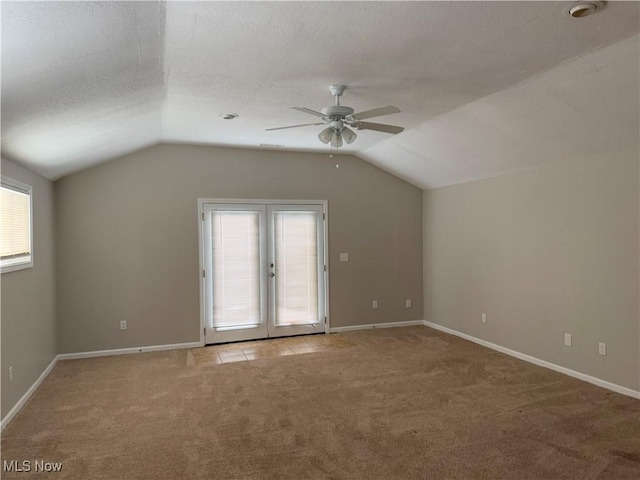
2, 1, 638, 187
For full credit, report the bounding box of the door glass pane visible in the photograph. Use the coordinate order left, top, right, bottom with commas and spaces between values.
211, 211, 261, 329
274, 211, 319, 326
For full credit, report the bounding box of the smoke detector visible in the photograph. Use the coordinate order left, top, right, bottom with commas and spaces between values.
567, 1, 605, 18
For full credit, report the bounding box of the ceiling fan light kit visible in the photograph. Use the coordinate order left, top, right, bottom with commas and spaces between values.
318, 127, 333, 144
341, 126, 357, 144
267, 84, 404, 148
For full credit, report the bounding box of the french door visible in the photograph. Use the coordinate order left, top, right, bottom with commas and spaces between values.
200, 200, 327, 344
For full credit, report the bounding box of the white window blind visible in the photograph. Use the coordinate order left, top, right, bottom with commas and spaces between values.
274, 211, 319, 326
1, 177, 32, 272
211, 211, 261, 328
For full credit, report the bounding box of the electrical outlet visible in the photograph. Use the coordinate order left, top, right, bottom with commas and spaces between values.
564, 333, 572, 347
599, 342, 606, 355
9, 366, 13, 383
372, 300, 378, 309
120, 321, 127, 330
405, 299, 411, 308
339, 253, 349, 262
481, 313, 487, 324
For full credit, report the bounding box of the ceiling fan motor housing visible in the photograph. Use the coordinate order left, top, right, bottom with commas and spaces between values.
320, 105, 355, 118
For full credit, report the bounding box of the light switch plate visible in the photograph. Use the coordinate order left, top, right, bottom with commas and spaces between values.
339, 253, 348, 262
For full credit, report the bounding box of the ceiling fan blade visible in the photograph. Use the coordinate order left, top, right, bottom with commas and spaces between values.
356, 122, 404, 134
291, 107, 325, 118
352, 105, 401, 120
341, 127, 357, 144
266, 122, 324, 131
331, 131, 343, 148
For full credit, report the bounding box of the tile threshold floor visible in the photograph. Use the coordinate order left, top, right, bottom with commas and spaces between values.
189, 333, 356, 365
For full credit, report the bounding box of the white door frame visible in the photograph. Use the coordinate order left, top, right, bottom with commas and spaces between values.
197, 198, 330, 346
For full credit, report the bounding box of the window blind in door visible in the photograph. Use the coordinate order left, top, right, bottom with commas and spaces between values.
274, 211, 319, 326
211, 211, 261, 328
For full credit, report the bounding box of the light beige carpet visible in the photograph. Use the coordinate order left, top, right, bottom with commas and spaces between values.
1, 326, 638, 479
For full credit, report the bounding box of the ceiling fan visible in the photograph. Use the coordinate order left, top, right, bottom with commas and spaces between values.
266, 84, 404, 148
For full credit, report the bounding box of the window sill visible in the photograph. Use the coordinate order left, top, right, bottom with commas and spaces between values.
1, 259, 33, 274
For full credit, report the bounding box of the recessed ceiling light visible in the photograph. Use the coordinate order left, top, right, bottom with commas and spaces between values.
568, 1, 604, 18
221, 113, 239, 120
260, 143, 284, 148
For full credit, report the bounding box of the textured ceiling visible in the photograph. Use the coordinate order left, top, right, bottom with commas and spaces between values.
1, 1, 639, 187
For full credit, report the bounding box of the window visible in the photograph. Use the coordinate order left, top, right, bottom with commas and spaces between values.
1, 176, 32, 273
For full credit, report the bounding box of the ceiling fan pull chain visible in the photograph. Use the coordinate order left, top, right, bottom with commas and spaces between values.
329, 145, 340, 168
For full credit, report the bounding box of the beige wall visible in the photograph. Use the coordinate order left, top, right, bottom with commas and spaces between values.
424, 151, 639, 391
56, 144, 423, 353
1, 159, 57, 419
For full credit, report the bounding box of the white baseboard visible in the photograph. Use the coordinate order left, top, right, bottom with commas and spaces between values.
1, 355, 58, 432
423, 320, 640, 400
57, 341, 202, 360
330, 320, 424, 333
